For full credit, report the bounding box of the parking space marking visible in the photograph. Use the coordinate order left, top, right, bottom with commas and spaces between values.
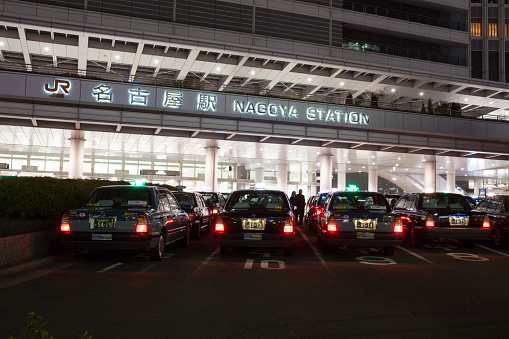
187, 247, 220, 279
297, 226, 333, 275
396, 246, 435, 264
476, 244, 509, 257
98, 262, 123, 273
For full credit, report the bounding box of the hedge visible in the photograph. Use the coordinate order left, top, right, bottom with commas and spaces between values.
0, 177, 176, 220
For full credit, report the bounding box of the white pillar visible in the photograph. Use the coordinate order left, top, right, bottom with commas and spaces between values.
337, 163, 346, 191
69, 130, 85, 179
204, 140, 219, 191
255, 167, 264, 188
277, 163, 288, 193
446, 170, 456, 193
474, 178, 484, 197
320, 154, 333, 192
368, 165, 378, 192
424, 157, 436, 193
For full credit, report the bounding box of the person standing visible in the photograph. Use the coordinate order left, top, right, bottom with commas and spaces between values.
289, 191, 297, 212
294, 189, 306, 226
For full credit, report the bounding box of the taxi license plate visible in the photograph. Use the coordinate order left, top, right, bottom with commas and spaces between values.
357, 232, 374, 239
92, 234, 112, 240
354, 219, 377, 230
90, 217, 115, 230
449, 216, 468, 226
242, 218, 266, 230
244, 234, 262, 240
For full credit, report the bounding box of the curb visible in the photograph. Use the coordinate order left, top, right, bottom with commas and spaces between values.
0, 256, 57, 277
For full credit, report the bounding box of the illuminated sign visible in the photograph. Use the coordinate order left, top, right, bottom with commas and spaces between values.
345, 184, 360, 192
233, 101, 299, 119
44, 79, 71, 98
92, 84, 113, 103
163, 91, 183, 108
129, 88, 150, 106
197, 94, 217, 111
307, 108, 369, 125
129, 179, 146, 186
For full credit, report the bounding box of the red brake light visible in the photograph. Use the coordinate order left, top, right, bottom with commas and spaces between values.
60, 214, 70, 232
284, 217, 293, 233
425, 214, 434, 228
327, 216, 337, 232
188, 213, 195, 220
215, 216, 224, 232
212, 208, 219, 215
394, 218, 403, 233
483, 215, 490, 228
136, 215, 148, 233
316, 209, 322, 216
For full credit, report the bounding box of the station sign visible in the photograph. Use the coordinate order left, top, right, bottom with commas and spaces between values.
0, 72, 370, 127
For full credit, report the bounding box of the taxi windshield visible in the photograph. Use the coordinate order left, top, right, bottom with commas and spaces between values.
330, 193, 390, 212
419, 194, 472, 211
200, 193, 218, 205
84, 187, 152, 209
173, 193, 196, 211
226, 192, 289, 212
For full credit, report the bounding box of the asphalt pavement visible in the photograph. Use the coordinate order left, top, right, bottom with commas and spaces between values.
1, 226, 509, 338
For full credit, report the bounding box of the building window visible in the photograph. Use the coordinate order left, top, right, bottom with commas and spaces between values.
505, 23, 509, 37
471, 20, 482, 36
489, 21, 498, 37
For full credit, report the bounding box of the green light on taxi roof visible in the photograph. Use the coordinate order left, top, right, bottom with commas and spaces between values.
345, 184, 359, 192
129, 179, 145, 187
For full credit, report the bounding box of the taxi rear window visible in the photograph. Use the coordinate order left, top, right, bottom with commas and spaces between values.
330, 193, 390, 212
85, 188, 152, 209
419, 194, 472, 211
226, 192, 289, 212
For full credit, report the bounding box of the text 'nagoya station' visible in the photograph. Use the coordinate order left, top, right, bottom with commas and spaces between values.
1, 0, 509, 198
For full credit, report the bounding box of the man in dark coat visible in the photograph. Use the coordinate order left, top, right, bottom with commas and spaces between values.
294, 189, 306, 226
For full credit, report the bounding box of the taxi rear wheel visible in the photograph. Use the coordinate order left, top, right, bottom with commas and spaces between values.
494, 228, 508, 248
149, 234, 164, 261
193, 221, 201, 239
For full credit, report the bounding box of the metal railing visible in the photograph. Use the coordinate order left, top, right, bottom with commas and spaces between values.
0, 60, 499, 122
343, 1, 467, 32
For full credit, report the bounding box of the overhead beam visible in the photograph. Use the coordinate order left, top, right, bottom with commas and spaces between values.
129, 42, 145, 82
261, 62, 297, 93
17, 28, 32, 71
78, 35, 88, 75
176, 49, 200, 80
219, 56, 249, 91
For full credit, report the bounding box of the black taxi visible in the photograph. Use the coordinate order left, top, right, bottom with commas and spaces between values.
213, 189, 295, 256
393, 192, 491, 247
316, 191, 404, 255
473, 195, 509, 248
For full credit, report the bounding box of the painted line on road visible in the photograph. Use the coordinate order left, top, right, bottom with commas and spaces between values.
187, 247, 220, 279
296, 226, 334, 275
397, 246, 435, 264
0, 262, 77, 290
98, 262, 123, 273
476, 244, 509, 257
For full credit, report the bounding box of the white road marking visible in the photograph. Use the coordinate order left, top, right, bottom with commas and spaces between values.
98, 262, 123, 273
244, 259, 254, 269
296, 226, 334, 275
263, 249, 271, 258
187, 247, 220, 279
476, 244, 509, 257
397, 246, 435, 264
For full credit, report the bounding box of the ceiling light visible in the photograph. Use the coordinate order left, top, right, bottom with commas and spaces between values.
114, 55, 120, 60
154, 59, 159, 64
44, 47, 50, 52
307, 77, 312, 82
0, 41, 4, 47
339, 81, 345, 86
391, 88, 396, 93
464, 98, 468, 101
250, 70, 255, 75
419, 92, 424, 96
216, 66, 221, 71
490, 101, 493, 105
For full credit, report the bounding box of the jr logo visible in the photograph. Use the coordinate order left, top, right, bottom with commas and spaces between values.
44, 79, 71, 94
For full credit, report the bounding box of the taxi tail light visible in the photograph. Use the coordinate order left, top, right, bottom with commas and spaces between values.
316, 208, 322, 216
425, 214, 434, 228
215, 216, 225, 232
394, 218, 403, 233
60, 214, 70, 232
211, 208, 219, 215
327, 216, 337, 232
482, 215, 490, 228
284, 217, 293, 233
136, 215, 148, 233
188, 213, 195, 221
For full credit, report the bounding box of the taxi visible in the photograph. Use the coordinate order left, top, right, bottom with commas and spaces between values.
59, 184, 191, 260
316, 191, 404, 255
393, 192, 491, 247
213, 190, 295, 256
